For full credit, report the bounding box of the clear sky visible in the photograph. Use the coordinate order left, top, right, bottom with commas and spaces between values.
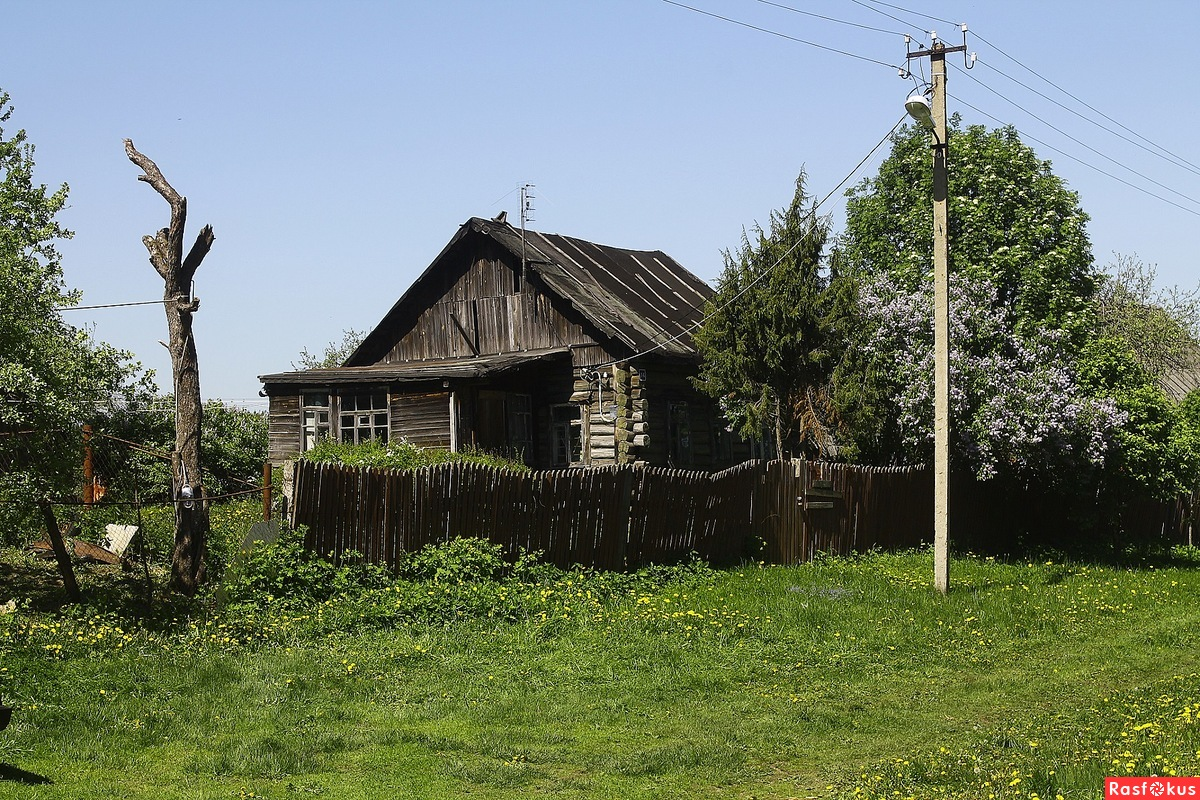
4, 1, 1197, 406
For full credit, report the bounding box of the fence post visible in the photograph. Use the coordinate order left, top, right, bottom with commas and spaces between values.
82, 424, 94, 506
38, 499, 81, 603
262, 461, 273, 522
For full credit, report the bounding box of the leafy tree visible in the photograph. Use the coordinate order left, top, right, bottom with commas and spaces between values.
1093, 253, 1200, 381
831, 120, 1102, 473
0, 89, 148, 540
293, 328, 366, 370
692, 172, 834, 458
837, 118, 1096, 337
92, 397, 267, 501
849, 270, 1122, 482
831, 118, 1200, 520
1077, 337, 1200, 500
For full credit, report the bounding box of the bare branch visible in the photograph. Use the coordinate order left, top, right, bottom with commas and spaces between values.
124, 138, 186, 267
180, 224, 216, 284
141, 232, 170, 280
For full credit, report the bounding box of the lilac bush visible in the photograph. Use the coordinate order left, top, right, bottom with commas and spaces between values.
855, 272, 1125, 481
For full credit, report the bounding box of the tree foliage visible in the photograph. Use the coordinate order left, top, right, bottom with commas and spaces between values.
692, 173, 834, 458
831, 119, 1200, 510
831, 121, 1105, 477
837, 118, 1095, 337
1077, 337, 1200, 500
92, 397, 267, 502
1093, 253, 1200, 380
293, 328, 366, 370
0, 89, 148, 532
848, 271, 1122, 482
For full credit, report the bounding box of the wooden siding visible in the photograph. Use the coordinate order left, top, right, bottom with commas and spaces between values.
379, 246, 602, 364
267, 394, 301, 463
391, 391, 451, 449
635, 359, 749, 469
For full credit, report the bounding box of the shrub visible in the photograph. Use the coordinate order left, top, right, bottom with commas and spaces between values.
301, 438, 528, 472
397, 537, 543, 584
218, 529, 390, 608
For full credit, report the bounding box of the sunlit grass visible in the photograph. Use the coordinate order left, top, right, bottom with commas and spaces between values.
1, 545, 1198, 798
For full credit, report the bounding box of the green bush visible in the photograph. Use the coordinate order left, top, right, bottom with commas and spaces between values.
301, 438, 528, 472
397, 537, 543, 584
218, 529, 390, 608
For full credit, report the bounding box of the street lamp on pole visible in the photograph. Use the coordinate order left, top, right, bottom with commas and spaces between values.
905, 29, 973, 594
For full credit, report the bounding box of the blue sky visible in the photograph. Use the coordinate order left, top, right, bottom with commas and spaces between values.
4, 1, 1197, 405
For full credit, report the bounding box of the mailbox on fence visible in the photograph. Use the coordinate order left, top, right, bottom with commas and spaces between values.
801, 479, 843, 511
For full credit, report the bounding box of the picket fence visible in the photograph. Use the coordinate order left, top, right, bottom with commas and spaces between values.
289, 459, 929, 571
288, 459, 1194, 571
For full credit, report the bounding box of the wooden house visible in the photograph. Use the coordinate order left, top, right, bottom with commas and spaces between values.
259, 215, 752, 469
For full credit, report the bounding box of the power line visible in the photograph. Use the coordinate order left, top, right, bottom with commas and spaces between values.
849, 0, 958, 29
948, 92, 1200, 220
970, 31, 1200, 177
973, 59, 1200, 179
660, 0, 902, 70
960, 71, 1200, 211
752, 0, 909, 38
56, 298, 175, 312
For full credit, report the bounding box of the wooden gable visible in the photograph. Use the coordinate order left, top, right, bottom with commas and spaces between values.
352, 228, 613, 367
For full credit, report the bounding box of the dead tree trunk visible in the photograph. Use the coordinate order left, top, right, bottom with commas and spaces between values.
124, 139, 215, 597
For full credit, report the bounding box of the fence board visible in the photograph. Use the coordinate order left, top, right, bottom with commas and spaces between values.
289, 458, 1194, 572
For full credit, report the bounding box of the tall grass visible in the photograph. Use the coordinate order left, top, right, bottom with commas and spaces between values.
1, 542, 1198, 799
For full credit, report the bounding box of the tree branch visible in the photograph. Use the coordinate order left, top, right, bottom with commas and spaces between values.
124, 138, 186, 268
180, 224, 216, 284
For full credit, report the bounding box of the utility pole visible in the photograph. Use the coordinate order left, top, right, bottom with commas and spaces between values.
905, 27, 973, 595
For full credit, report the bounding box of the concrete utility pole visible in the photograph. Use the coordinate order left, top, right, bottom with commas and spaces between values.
905, 28, 972, 595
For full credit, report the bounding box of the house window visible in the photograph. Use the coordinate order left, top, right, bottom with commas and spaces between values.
339, 393, 389, 445
668, 401, 692, 467
507, 393, 533, 457
551, 404, 583, 467
301, 393, 331, 452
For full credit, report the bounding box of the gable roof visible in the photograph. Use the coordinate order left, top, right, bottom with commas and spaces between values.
346, 217, 714, 365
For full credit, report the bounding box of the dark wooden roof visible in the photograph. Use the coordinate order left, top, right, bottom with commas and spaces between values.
259, 347, 569, 388
493, 220, 714, 355
346, 217, 713, 366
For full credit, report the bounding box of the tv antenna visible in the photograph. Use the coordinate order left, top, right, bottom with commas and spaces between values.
520, 183, 535, 284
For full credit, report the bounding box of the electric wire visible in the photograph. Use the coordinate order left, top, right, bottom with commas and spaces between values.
711, 0, 1200, 222
594, 114, 908, 371
56, 298, 177, 312
849, 0, 957, 29
970, 31, 1200, 176
846, 0, 941, 37
661, 0, 902, 70
959, 70, 1200, 210
751, 0, 911, 38
973, 59, 1200, 179
949, 92, 1200, 219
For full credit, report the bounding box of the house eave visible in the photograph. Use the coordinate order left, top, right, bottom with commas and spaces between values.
259, 347, 571, 392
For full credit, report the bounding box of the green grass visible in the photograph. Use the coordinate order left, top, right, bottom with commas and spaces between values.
2, 544, 1199, 799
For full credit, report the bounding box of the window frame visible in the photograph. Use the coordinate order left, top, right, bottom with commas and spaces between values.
550, 403, 583, 467
301, 392, 332, 452
337, 391, 390, 446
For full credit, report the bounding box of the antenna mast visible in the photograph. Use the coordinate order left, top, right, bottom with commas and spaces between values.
520, 183, 535, 285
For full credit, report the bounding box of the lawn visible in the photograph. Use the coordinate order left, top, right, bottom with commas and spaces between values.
1, 539, 1198, 799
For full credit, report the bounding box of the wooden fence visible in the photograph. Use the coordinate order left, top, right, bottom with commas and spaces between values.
289, 459, 1194, 570
289, 459, 936, 571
